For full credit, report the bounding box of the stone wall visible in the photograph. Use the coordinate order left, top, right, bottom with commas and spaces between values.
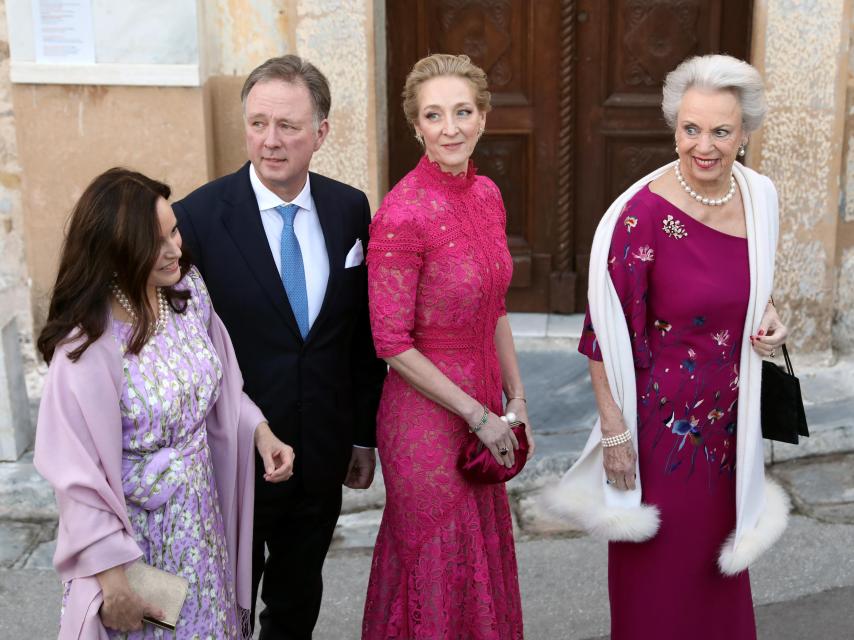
751, 0, 852, 359
833, 7, 854, 354
203, 0, 387, 208
0, 0, 33, 459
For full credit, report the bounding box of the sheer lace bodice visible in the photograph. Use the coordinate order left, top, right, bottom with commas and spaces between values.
368, 155, 511, 399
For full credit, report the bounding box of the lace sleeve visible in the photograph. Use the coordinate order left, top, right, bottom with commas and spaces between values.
493, 182, 509, 318
366, 199, 424, 359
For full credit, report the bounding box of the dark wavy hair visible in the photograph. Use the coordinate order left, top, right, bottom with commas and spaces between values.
37, 168, 192, 364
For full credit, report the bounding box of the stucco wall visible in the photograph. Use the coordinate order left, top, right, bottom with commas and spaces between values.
11, 84, 211, 328
751, 0, 852, 359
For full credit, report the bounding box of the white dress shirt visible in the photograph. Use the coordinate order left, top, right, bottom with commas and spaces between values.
250, 164, 329, 329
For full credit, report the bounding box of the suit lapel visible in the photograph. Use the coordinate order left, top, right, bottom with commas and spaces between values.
220, 164, 303, 342
306, 174, 342, 343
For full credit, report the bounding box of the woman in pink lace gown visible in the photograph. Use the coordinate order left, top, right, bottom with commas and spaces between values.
362, 54, 532, 640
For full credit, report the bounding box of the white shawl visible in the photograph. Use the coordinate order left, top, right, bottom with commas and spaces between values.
545, 161, 790, 574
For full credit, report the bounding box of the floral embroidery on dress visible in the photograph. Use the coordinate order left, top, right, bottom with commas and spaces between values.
654, 319, 672, 335
633, 245, 655, 262
624, 215, 638, 232
579, 186, 750, 487
711, 329, 731, 346
662, 214, 688, 239
707, 408, 725, 422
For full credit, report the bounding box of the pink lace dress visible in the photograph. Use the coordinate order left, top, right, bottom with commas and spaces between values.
362, 156, 524, 640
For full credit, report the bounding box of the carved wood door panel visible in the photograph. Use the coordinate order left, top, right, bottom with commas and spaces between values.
572, 0, 753, 309
386, 0, 563, 311
386, 0, 753, 313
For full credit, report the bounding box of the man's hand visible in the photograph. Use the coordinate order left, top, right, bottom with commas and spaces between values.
254, 422, 295, 483
344, 447, 376, 489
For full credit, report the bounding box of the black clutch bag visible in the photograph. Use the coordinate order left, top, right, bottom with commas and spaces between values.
760, 344, 809, 444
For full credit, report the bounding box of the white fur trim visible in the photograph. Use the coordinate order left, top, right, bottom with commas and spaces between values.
540, 482, 660, 542
718, 478, 790, 575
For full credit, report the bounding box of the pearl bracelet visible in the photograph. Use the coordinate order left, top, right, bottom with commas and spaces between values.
601, 430, 632, 448
469, 404, 489, 433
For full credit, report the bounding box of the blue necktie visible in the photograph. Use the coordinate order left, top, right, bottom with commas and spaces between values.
276, 204, 309, 338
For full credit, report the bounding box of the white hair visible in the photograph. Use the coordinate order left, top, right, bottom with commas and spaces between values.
662, 54, 767, 132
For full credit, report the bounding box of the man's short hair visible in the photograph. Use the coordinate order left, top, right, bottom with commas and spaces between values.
241, 55, 331, 124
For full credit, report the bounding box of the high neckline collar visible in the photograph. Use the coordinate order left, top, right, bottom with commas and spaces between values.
417, 154, 478, 189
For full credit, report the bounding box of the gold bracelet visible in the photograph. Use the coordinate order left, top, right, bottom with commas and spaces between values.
506, 396, 526, 403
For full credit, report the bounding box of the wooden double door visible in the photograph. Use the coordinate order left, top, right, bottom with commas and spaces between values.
387, 0, 753, 312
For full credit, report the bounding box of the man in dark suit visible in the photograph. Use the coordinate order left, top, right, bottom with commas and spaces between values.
174, 55, 386, 639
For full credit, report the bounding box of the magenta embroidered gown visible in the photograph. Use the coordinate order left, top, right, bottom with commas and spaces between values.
579, 185, 756, 639
362, 156, 524, 640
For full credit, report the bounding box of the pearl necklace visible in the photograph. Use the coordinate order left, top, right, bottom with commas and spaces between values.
110, 282, 170, 334
675, 162, 736, 206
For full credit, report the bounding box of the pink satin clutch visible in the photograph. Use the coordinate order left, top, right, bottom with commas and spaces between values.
457, 421, 529, 484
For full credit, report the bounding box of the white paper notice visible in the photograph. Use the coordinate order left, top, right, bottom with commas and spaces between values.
32, 0, 96, 64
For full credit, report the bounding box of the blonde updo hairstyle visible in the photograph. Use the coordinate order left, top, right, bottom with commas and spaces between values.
402, 53, 492, 127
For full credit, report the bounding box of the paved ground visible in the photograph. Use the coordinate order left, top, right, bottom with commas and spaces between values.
2, 334, 854, 637
3, 510, 854, 638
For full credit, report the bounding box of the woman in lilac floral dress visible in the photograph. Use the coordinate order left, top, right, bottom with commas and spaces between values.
566, 56, 791, 639
35, 168, 294, 639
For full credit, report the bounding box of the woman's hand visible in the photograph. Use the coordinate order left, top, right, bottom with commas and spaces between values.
470, 409, 519, 468
505, 398, 535, 460
96, 566, 162, 632
601, 416, 636, 491
254, 422, 295, 483
751, 301, 788, 358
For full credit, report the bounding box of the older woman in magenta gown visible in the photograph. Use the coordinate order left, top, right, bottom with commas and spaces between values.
362, 54, 533, 640
563, 55, 791, 640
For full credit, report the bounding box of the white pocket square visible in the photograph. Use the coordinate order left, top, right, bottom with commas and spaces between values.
344, 238, 364, 268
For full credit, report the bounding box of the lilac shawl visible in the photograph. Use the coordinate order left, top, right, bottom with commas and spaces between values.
34, 306, 262, 639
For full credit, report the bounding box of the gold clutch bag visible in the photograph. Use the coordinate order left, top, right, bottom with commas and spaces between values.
125, 560, 189, 631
